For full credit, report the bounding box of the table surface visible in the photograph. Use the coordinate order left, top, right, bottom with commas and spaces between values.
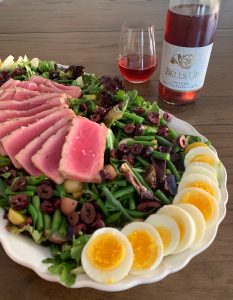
0, 0, 232, 299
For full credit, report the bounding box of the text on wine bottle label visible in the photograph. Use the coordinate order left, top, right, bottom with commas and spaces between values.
160, 41, 213, 92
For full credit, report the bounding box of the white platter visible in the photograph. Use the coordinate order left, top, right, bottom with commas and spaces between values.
0, 112, 228, 291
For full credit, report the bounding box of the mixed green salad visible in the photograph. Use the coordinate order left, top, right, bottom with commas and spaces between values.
0, 56, 207, 287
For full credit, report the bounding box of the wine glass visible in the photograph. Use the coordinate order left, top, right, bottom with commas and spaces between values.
118, 21, 157, 83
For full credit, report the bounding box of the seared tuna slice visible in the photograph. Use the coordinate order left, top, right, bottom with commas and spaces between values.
32, 125, 71, 184
0, 106, 66, 155
15, 116, 73, 176
0, 93, 66, 111
59, 117, 108, 183
0, 78, 20, 90
29, 76, 82, 98
0, 99, 63, 123
0, 87, 40, 101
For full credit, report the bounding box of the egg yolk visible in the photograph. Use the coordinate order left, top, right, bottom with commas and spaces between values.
128, 230, 157, 270
179, 190, 214, 221
156, 227, 171, 250
173, 220, 185, 241
186, 180, 215, 197
184, 142, 207, 154
87, 233, 125, 271
191, 154, 214, 166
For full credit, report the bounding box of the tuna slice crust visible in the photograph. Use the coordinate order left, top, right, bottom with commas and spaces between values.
32, 125, 71, 184
59, 117, 108, 183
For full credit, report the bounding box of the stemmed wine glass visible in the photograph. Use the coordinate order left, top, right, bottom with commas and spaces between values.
118, 21, 157, 83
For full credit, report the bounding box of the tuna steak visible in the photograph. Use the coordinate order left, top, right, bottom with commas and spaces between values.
59, 117, 108, 183
0, 78, 20, 90
0, 93, 65, 111
32, 125, 71, 184
29, 76, 82, 98
0, 87, 40, 101
2, 108, 73, 168
15, 116, 73, 176
0, 99, 64, 123
0, 105, 66, 155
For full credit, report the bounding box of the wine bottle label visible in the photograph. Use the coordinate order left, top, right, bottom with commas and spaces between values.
160, 41, 213, 91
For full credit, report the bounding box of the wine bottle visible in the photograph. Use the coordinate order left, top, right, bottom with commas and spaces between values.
159, 0, 221, 105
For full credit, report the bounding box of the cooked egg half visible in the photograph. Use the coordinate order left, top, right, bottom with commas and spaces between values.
176, 203, 206, 246
121, 222, 164, 275
184, 146, 219, 169
145, 214, 180, 256
173, 187, 219, 227
186, 161, 217, 176
182, 165, 218, 186
157, 205, 196, 254
178, 174, 221, 202
184, 142, 208, 154
81, 227, 133, 284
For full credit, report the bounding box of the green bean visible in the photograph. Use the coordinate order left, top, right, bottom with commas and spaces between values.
169, 128, 179, 139
27, 176, 46, 186
167, 160, 181, 182
135, 156, 150, 167
105, 212, 122, 225
127, 140, 156, 147
113, 186, 135, 199
134, 136, 155, 141
152, 150, 170, 161
58, 216, 67, 237
25, 185, 36, 192
113, 180, 128, 187
154, 190, 171, 205
100, 186, 134, 221
5, 189, 35, 197
28, 204, 38, 228
132, 169, 152, 191
32, 196, 43, 232
128, 194, 136, 210
132, 168, 144, 173
43, 214, 52, 230
122, 111, 144, 124
155, 135, 172, 146
51, 209, 62, 234
125, 209, 146, 218
115, 121, 126, 129
143, 126, 157, 135
96, 198, 109, 217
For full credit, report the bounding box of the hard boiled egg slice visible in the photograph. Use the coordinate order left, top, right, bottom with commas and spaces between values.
176, 203, 206, 246
182, 165, 218, 186
157, 205, 196, 254
145, 214, 180, 256
178, 174, 221, 202
184, 142, 208, 154
81, 227, 133, 284
186, 161, 217, 176
173, 187, 219, 227
184, 146, 219, 169
121, 222, 164, 275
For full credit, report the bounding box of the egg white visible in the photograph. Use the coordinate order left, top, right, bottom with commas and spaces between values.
186, 161, 217, 176
145, 213, 180, 256
184, 146, 219, 169
121, 222, 164, 275
176, 203, 206, 246
157, 205, 196, 254
182, 165, 218, 186
173, 187, 220, 227
81, 227, 133, 284
178, 173, 221, 202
